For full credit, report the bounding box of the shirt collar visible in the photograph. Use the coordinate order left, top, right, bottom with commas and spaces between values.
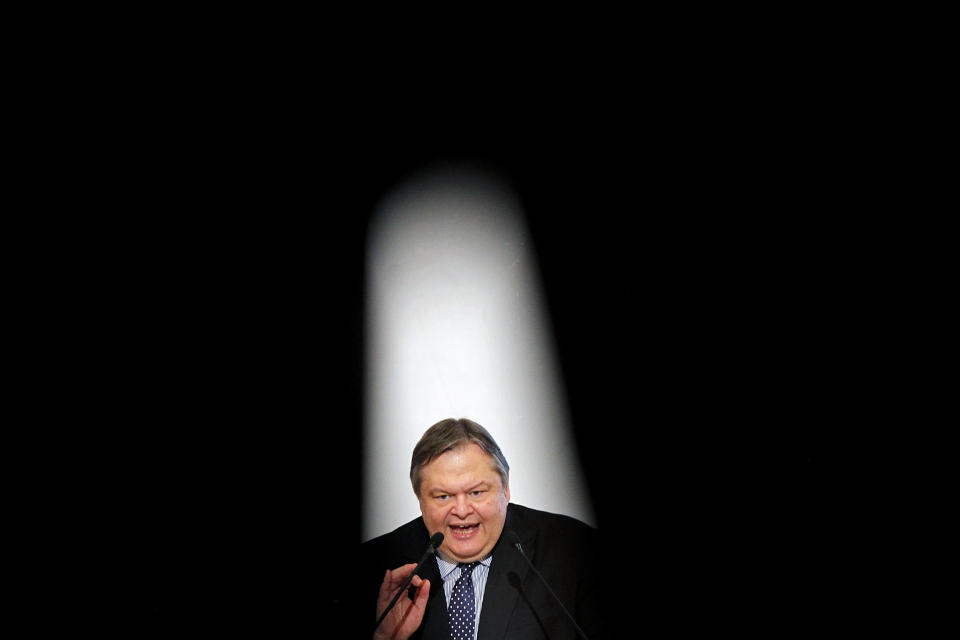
436, 551, 493, 580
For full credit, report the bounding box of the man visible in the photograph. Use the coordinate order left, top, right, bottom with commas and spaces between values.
363, 418, 601, 640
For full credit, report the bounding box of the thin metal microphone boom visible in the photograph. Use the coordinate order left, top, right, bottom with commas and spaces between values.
373, 532, 444, 633
507, 529, 590, 640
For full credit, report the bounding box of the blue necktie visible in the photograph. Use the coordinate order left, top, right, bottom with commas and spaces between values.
449, 561, 479, 640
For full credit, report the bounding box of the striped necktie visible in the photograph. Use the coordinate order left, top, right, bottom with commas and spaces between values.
448, 561, 480, 640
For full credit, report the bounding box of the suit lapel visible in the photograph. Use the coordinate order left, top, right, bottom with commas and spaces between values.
476, 506, 535, 640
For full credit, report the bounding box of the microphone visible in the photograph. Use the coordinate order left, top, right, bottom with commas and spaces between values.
373, 532, 444, 633
506, 529, 589, 640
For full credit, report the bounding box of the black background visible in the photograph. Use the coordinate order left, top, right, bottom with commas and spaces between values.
72, 49, 842, 635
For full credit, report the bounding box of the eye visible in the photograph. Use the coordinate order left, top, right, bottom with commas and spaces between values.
470, 490, 485, 497
436, 494, 450, 501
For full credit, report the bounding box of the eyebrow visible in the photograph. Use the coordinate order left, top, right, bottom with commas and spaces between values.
431, 481, 489, 495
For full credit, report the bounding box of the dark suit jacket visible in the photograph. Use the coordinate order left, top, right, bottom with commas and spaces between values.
360, 503, 602, 640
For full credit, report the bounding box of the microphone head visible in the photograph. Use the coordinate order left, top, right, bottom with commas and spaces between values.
429, 532, 444, 549
505, 529, 523, 551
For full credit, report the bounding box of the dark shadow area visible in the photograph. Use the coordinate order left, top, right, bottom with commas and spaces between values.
74, 53, 841, 636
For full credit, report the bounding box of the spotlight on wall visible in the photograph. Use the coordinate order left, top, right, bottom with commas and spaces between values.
363, 164, 594, 540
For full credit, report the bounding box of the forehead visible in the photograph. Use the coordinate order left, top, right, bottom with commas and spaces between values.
420, 444, 502, 489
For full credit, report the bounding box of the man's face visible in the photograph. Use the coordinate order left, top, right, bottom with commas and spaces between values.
417, 443, 510, 563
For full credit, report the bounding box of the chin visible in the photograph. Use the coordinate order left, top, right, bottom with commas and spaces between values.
448, 541, 485, 561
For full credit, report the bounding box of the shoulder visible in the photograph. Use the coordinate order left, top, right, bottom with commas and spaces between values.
508, 502, 595, 530
505, 503, 600, 596
507, 503, 598, 547
361, 515, 429, 564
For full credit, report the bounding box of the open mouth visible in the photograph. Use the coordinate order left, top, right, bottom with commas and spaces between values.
448, 523, 480, 539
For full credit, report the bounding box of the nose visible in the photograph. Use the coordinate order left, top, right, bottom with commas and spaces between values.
452, 495, 472, 519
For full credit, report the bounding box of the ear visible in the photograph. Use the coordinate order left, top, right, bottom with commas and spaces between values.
504, 473, 510, 502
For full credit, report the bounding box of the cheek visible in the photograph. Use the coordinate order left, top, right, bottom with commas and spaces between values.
477, 498, 505, 521
424, 504, 450, 525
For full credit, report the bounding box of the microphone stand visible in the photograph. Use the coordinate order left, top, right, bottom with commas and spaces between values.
373, 533, 443, 633
509, 530, 590, 640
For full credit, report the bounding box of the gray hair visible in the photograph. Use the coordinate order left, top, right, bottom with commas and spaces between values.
410, 418, 510, 497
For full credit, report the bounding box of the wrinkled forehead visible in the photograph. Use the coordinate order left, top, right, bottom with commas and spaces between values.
420, 444, 504, 488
